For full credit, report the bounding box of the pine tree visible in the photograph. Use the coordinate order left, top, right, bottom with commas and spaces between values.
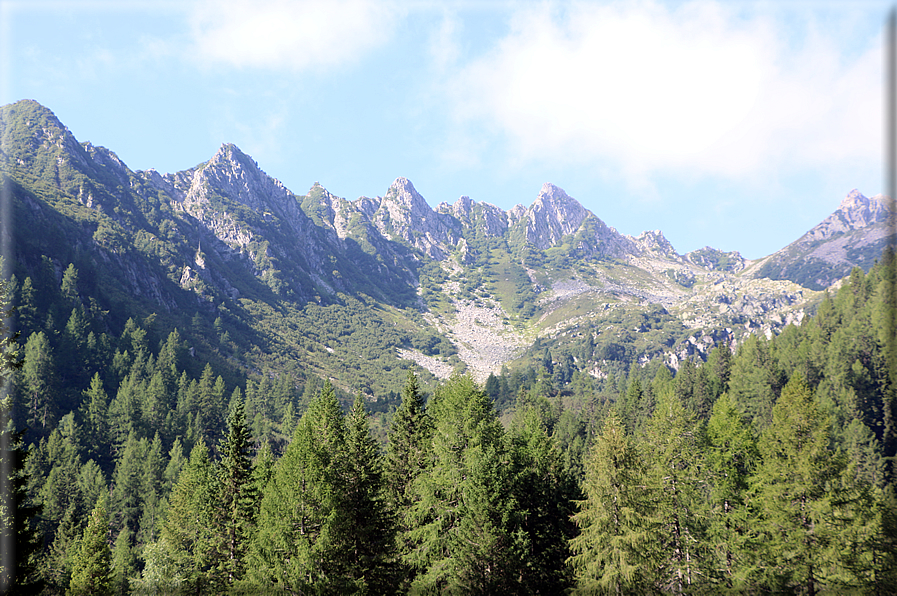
0, 426, 44, 594
507, 406, 577, 593
160, 440, 216, 593
751, 374, 842, 594
247, 380, 350, 593
405, 375, 525, 594
209, 400, 256, 590
137, 433, 164, 547
568, 413, 653, 595
69, 503, 113, 596
162, 437, 186, 495
643, 386, 707, 593
337, 392, 397, 594
20, 331, 56, 432
386, 372, 432, 507
111, 525, 136, 596
703, 392, 757, 588
384, 371, 433, 587
80, 373, 111, 469
110, 430, 145, 536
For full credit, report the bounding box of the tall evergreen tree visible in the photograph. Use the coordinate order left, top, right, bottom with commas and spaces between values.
643, 386, 707, 593
159, 440, 216, 593
751, 374, 842, 594
507, 406, 577, 593
703, 392, 758, 588
209, 400, 256, 590
339, 392, 396, 594
0, 427, 43, 595
247, 380, 351, 593
405, 375, 525, 594
69, 503, 113, 596
20, 331, 56, 432
569, 413, 653, 595
80, 373, 111, 469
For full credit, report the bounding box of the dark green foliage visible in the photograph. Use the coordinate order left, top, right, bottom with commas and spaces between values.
3, 97, 897, 594
157, 440, 216, 592
703, 393, 757, 587
506, 407, 578, 593
248, 380, 354, 593
340, 392, 397, 593
209, 401, 256, 589
750, 374, 843, 592
404, 375, 528, 594
0, 428, 44, 595
68, 504, 113, 596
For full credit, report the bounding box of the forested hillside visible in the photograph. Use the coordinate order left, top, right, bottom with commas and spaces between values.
1, 99, 896, 594
2, 250, 896, 594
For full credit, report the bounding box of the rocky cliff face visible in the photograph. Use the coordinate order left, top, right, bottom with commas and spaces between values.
436, 195, 509, 238
5, 99, 893, 385
368, 177, 462, 260
518, 183, 590, 249
144, 143, 312, 249
632, 229, 681, 259
748, 190, 894, 290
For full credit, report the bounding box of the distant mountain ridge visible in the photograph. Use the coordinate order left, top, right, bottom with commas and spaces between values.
748, 189, 894, 290
2, 99, 892, 385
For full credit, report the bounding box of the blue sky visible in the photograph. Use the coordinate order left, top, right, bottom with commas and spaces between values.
0, 0, 890, 259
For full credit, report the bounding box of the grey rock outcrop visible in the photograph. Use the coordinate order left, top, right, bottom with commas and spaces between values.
369, 177, 462, 260
748, 189, 895, 289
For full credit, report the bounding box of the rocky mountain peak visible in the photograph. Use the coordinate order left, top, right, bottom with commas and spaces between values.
369, 178, 460, 260
521, 183, 589, 249
194, 143, 295, 213
452, 195, 474, 219
835, 189, 889, 229
801, 189, 890, 244
381, 177, 433, 220
634, 229, 679, 257
1, 99, 96, 178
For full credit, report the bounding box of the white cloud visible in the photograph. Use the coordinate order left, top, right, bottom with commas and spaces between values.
446, 0, 883, 186
188, 0, 400, 71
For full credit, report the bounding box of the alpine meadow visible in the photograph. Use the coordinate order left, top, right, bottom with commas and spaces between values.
1, 98, 896, 595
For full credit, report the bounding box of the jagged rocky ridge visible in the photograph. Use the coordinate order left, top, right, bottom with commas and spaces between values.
748, 189, 894, 290
2, 99, 891, 382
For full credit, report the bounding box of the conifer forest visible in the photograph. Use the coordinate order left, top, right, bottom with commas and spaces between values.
0, 96, 895, 596
0, 250, 895, 595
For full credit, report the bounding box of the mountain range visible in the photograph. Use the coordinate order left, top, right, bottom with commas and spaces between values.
1, 99, 894, 393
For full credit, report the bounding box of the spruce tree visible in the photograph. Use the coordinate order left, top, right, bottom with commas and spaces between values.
507, 406, 577, 593
568, 413, 653, 595
339, 392, 396, 593
20, 331, 56, 432
69, 503, 113, 596
704, 392, 757, 588
643, 387, 707, 592
751, 374, 842, 593
0, 427, 43, 594
159, 439, 215, 593
247, 380, 350, 593
209, 400, 256, 590
405, 375, 524, 594
80, 373, 111, 469
385, 371, 432, 510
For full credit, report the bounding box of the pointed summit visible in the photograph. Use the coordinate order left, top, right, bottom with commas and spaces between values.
370, 178, 461, 259
804, 189, 890, 243
0, 99, 101, 183
191, 142, 295, 214
522, 183, 589, 249
382, 177, 434, 221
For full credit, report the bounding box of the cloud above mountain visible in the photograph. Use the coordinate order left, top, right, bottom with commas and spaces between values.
440, 1, 880, 188
187, 0, 400, 71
